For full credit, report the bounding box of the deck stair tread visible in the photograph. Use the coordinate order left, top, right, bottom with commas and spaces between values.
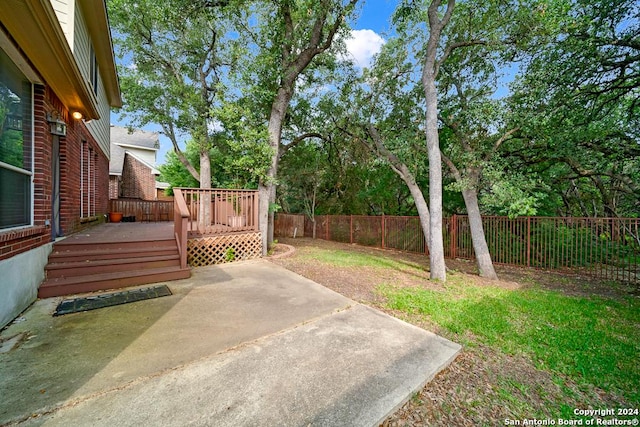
49, 246, 178, 262
38, 266, 190, 298
51, 239, 176, 252
42, 266, 190, 286
47, 254, 179, 269
54, 237, 175, 245
45, 255, 181, 279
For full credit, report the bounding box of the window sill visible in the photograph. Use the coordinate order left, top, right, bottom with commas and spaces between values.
0, 226, 47, 243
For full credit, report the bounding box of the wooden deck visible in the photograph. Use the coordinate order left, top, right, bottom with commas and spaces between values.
58, 222, 174, 244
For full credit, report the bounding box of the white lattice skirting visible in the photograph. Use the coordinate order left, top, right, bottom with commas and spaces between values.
187, 232, 263, 267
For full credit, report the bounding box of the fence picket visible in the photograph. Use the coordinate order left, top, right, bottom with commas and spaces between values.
275, 213, 639, 284
109, 199, 174, 222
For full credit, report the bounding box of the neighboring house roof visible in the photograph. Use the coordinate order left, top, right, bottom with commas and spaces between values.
110, 126, 160, 175
156, 181, 171, 190
111, 126, 160, 149
0, 0, 121, 119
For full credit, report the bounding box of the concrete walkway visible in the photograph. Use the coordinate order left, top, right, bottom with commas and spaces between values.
0, 260, 461, 427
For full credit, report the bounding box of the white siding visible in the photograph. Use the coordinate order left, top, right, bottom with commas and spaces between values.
87, 83, 111, 158
73, 1, 111, 158
129, 148, 157, 167
50, 0, 75, 49
72, 4, 91, 91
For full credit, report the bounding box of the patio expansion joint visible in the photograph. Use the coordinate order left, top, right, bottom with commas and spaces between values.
7, 302, 359, 425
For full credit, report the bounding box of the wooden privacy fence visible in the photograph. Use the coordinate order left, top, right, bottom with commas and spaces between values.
275, 214, 640, 284
109, 199, 174, 222
273, 214, 305, 238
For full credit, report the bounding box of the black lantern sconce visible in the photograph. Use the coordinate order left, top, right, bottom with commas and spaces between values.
46, 112, 67, 136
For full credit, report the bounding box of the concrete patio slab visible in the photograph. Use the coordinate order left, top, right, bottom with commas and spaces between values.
0, 260, 461, 427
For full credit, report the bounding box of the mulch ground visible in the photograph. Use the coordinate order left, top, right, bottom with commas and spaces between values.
269, 237, 634, 426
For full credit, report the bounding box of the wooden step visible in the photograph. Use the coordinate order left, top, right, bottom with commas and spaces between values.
40, 230, 190, 298
48, 245, 178, 262
45, 254, 181, 279
38, 266, 191, 298
51, 238, 177, 252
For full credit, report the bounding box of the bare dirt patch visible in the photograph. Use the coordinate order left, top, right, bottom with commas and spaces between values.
269, 237, 633, 426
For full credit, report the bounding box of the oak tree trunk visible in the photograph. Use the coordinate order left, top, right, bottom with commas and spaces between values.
404, 175, 431, 252
366, 124, 431, 250
421, 0, 454, 281
461, 188, 497, 279
259, 87, 291, 255
424, 78, 447, 280
198, 150, 212, 233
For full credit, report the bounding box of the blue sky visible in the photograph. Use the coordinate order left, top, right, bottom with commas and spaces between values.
356, 0, 396, 32
110, 1, 397, 166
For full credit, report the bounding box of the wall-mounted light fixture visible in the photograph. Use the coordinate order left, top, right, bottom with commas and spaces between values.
72, 111, 83, 120
46, 112, 66, 136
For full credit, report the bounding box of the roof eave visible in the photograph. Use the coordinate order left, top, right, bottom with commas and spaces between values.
0, 0, 100, 120
114, 142, 159, 152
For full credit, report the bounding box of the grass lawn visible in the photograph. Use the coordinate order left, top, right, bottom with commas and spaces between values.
272, 238, 640, 426
380, 281, 639, 417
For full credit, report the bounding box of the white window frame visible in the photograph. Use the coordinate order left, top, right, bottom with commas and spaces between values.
0, 61, 34, 231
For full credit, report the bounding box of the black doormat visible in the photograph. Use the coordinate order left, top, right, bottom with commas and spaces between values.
53, 285, 172, 316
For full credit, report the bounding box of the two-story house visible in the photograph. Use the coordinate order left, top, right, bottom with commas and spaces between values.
0, 0, 121, 328
109, 125, 162, 201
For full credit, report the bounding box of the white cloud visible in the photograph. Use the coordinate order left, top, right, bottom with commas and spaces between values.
344, 29, 385, 69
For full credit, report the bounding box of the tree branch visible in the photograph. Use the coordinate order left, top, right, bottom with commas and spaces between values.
485, 127, 519, 161
437, 40, 486, 74
286, 0, 358, 84
279, 132, 328, 158
440, 151, 462, 181
161, 122, 200, 182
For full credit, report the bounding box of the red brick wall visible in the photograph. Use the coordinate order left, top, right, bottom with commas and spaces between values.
121, 154, 157, 201
0, 85, 110, 261
0, 227, 50, 260
55, 88, 109, 234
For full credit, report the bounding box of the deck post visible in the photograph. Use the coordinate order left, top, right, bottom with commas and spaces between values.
253, 191, 259, 233
173, 189, 190, 269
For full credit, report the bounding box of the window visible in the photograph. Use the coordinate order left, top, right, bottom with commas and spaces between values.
0, 48, 33, 230
80, 142, 96, 218
90, 45, 98, 95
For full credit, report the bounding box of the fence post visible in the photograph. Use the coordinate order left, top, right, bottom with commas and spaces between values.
381, 214, 385, 249
450, 214, 457, 258
325, 215, 329, 240
350, 215, 353, 244
526, 216, 531, 267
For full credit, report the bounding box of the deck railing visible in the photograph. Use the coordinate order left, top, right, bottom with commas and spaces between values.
176, 188, 259, 236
